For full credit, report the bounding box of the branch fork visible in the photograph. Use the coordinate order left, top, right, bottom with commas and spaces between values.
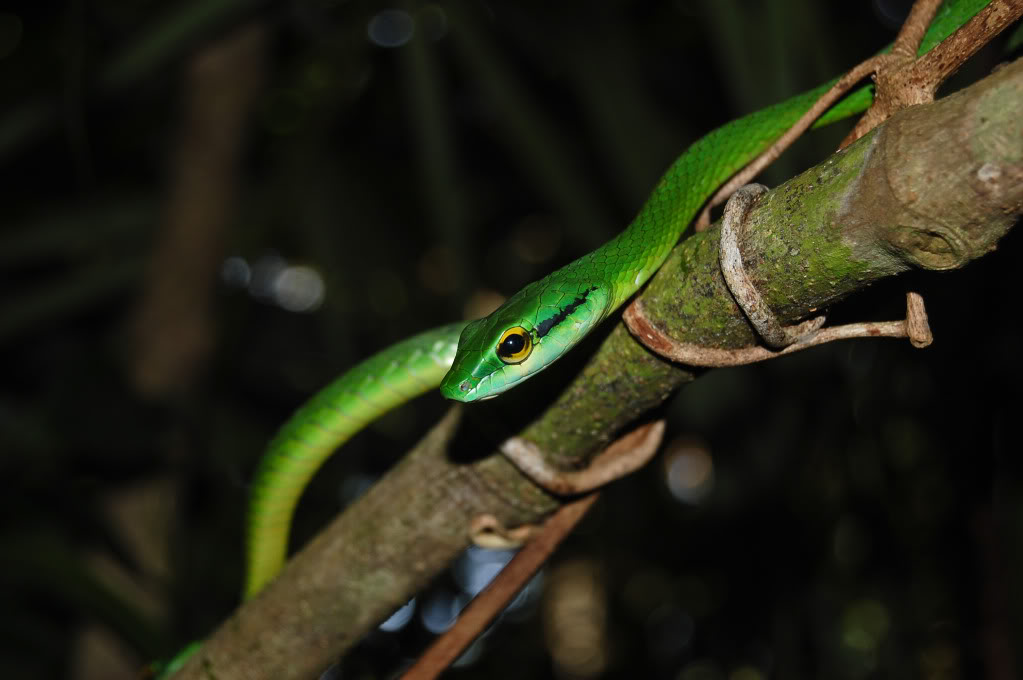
694, 0, 1023, 231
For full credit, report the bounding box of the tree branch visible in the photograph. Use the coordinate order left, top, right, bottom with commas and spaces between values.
172, 57, 1023, 680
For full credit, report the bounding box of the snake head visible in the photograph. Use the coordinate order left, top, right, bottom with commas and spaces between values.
440, 278, 611, 402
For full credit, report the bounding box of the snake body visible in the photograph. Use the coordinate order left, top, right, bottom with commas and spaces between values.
244, 322, 466, 597
242, 0, 989, 601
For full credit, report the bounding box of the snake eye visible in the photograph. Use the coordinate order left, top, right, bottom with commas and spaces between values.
496, 326, 533, 364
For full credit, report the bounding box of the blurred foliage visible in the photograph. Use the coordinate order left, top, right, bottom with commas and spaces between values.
0, 1, 1020, 679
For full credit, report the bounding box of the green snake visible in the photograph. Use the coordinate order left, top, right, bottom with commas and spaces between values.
244, 0, 989, 600
152, 1, 992, 675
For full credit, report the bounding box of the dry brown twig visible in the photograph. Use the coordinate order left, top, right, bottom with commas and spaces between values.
399, 496, 598, 680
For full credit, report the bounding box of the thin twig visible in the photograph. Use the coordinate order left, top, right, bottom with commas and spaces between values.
399, 495, 599, 680
842, 0, 1023, 145
624, 295, 932, 369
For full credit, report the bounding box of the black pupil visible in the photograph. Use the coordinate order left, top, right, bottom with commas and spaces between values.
498, 332, 526, 356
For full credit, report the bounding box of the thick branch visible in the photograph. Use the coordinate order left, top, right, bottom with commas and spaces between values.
173, 57, 1023, 680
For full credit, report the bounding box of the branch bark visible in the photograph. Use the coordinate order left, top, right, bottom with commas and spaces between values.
172, 57, 1023, 680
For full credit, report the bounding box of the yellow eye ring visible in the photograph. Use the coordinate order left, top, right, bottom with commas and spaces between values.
496, 326, 533, 364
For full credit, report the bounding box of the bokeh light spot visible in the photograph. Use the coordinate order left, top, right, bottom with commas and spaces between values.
920, 635, 960, 678
454, 545, 516, 596
378, 598, 416, 632
645, 605, 694, 663
662, 437, 715, 505
367, 9, 414, 48
842, 598, 890, 653
729, 666, 764, 680
543, 560, 607, 678
272, 265, 325, 312
220, 256, 251, 288
248, 254, 287, 300
421, 589, 470, 634
462, 289, 505, 320
417, 245, 459, 295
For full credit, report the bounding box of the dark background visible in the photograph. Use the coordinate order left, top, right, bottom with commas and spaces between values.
0, 1, 1020, 678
